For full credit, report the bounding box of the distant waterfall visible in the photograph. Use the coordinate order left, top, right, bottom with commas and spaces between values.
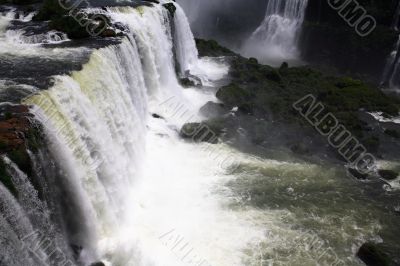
242, 0, 309, 65
381, 2, 400, 92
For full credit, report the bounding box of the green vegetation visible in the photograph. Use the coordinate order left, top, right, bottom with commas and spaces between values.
195, 39, 400, 152
195, 39, 236, 57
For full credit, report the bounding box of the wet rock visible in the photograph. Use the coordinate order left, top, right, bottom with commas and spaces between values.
357, 243, 391, 266
180, 122, 221, 144
152, 113, 164, 119
200, 101, 228, 118
179, 78, 196, 88
0, 104, 43, 195
90, 262, 105, 266
163, 3, 176, 17
378, 170, 398, 180
290, 143, 310, 155
216, 83, 251, 111
0, 105, 33, 152
348, 167, 369, 180
100, 28, 117, 38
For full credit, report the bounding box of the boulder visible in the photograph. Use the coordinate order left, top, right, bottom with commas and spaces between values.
163, 3, 176, 17
348, 167, 369, 180
378, 170, 398, 181
180, 121, 223, 144
90, 262, 105, 266
216, 83, 252, 112
357, 243, 391, 266
200, 101, 228, 118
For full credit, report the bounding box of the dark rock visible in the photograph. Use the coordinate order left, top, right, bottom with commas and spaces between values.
290, 143, 310, 155
179, 78, 196, 88
101, 28, 117, 38
90, 262, 105, 266
357, 243, 391, 266
248, 57, 258, 64
180, 121, 222, 144
279, 62, 289, 71
378, 170, 398, 180
195, 39, 237, 57
33, 0, 68, 21
301, 0, 399, 84
0, 104, 43, 196
152, 113, 164, 119
200, 101, 228, 118
384, 129, 400, 139
163, 3, 176, 17
348, 167, 369, 180
216, 83, 251, 111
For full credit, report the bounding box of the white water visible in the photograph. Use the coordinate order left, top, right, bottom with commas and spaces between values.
242, 0, 308, 65
173, 4, 199, 76
0, 156, 74, 265
22, 5, 263, 265
2, 2, 390, 266
381, 2, 400, 92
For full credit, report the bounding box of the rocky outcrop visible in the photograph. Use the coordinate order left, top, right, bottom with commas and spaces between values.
300, 0, 399, 83
357, 243, 392, 266
0, 104, 43, 195
378, 169, 398, 180
195, 39, 400, 164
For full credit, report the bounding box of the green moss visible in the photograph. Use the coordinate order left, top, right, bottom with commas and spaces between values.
216, 83, 251, 109
26, 125, 43, 152
195, 39, 236, 57
197, 39, 400, 157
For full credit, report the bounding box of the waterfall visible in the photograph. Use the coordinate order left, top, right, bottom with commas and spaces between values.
381, 2, 400, 92
242, 0, 309, 65
1, 3, 256, 266
1, 155, 76, 266
173, 4, 199, 77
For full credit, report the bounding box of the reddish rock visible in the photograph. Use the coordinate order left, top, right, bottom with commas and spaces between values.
0, 104, 33, 153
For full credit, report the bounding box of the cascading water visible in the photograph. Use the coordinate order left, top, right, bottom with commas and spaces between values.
381, 2, 400, 93
173, 4, 199, 76
2, 2, 400, 266
20, 4, 260, 265
242, 0, 308, 65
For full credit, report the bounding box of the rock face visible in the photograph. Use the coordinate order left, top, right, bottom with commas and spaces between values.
180, 122, 223, 144
357, 243, 392, 266
0, 105, 33, 152
0, 104, 42, 195
378, 170, 398, 180
195, 39, 400, 168
300, 0, 399, 83
90, 262, 106, 266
